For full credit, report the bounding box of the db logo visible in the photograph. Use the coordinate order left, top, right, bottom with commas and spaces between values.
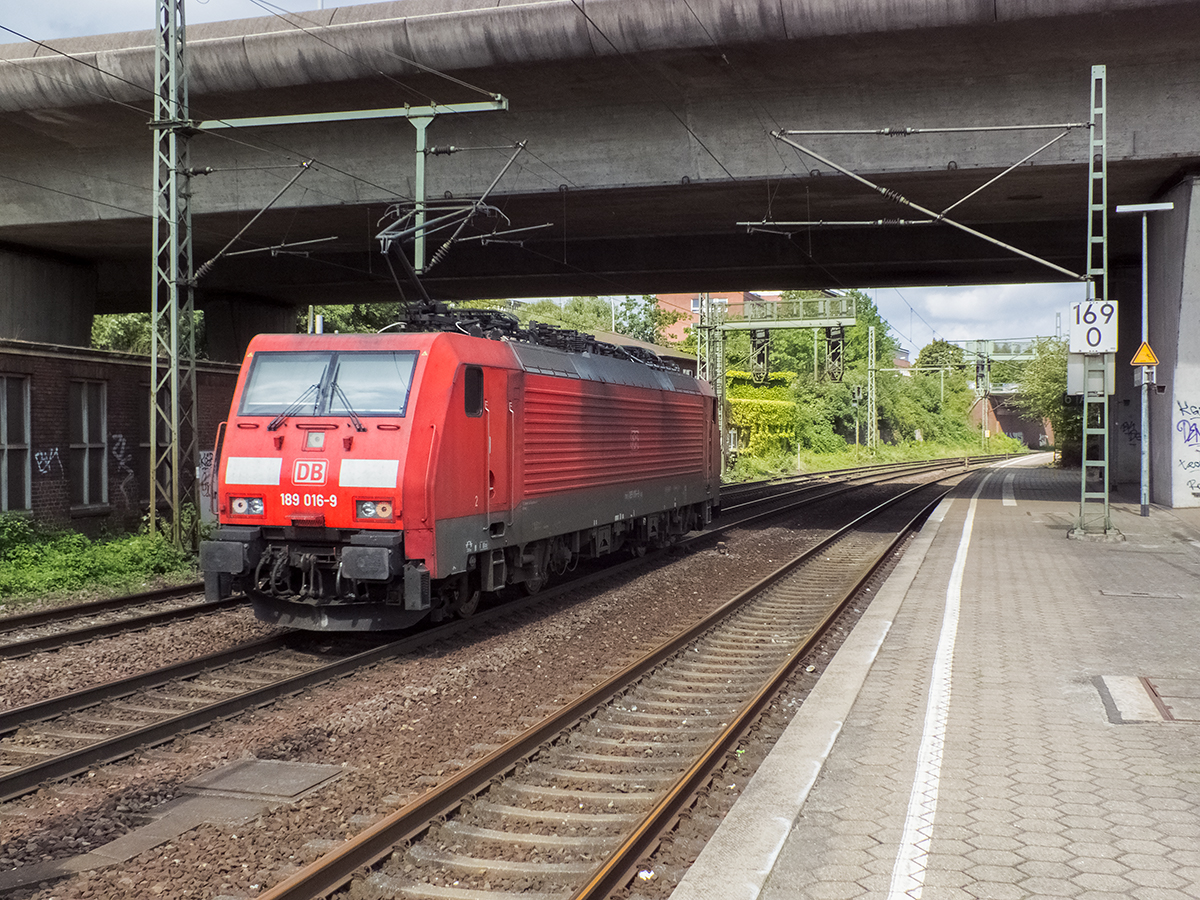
292, 459, 328, 485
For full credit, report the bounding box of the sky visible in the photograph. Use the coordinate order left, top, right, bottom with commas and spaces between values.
0, 1, 355, 42
3, 1, 1091, 356
862, 282, 1086, 357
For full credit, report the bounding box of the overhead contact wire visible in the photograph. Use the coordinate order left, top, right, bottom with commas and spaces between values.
676, 0, 801, 179
0, 22, 412, 207
246, 0, 497, 102
567, 0, 736, 181
240, 0, 578, 192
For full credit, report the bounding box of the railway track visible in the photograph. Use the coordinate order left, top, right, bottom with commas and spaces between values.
0, 455, 1009, 661
255, 468, 970, 900
0, 458, 990, 812
0, 457, 997, 899
719, 452, 1015, 508
0, 582, 235, 659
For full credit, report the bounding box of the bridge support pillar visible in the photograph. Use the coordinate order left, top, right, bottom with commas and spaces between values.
1107, 266, 1142, 489
201, 295, 295, 363
0, 248, 95, 346
1141, 176, 1200, 507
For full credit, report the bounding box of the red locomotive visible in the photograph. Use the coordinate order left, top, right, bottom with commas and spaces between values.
200, 319, 720, 630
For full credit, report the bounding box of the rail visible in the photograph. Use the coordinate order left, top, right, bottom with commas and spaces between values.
256, 463, 976, 899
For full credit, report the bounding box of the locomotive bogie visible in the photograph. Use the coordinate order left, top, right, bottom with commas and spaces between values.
201, 329, 720, 631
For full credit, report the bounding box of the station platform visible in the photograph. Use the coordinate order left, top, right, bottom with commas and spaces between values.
671, 456, 1200, 900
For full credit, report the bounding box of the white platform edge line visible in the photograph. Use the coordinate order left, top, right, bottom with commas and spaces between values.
886, 472, 992, 900
667, 494, 958, 900
1002, 470, 1017, 506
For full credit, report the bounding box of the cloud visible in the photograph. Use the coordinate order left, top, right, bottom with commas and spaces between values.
870, 282, 1089, 353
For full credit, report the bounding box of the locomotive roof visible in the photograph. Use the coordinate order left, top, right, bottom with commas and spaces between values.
509, 341, 706, 394
243, 332, 712, 396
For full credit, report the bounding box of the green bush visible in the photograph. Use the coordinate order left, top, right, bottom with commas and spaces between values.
727, 446, 798, 482
0, 514, 197, 605
0, 515, 36, 556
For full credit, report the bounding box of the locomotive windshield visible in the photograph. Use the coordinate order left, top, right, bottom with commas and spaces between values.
239, 350, 419, 418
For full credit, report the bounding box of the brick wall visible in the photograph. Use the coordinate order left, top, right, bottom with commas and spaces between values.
0, 339, 238, 535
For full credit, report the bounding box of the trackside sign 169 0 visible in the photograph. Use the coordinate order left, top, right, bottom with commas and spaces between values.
1069, 301, 1118, 354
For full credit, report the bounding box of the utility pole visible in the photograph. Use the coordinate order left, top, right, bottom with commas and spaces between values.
696, 293, 728, 471
867, 326, 878, 449
1116, 201, 1173, 517
150, 0, 198, 547
852, 385, 862, 454
1073, 64, 1115, 537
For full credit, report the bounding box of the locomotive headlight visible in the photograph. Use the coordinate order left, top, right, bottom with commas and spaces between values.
355, 499, 394, 520
230, 496, 265, 516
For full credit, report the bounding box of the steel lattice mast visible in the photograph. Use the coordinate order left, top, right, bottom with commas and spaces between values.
149, 0, 199, 547
1074, 64, 1113, 536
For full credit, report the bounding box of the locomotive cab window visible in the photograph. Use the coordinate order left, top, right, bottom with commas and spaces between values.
239, 350, 419, 418
464, 366, 484, 417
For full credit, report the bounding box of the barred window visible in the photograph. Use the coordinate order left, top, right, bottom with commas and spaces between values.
0, 376, 31, 512
69, 381, 107, 506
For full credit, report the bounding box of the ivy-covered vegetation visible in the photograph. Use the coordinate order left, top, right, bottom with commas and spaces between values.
721, 290, 1030, 480
726, 372, 799, 457
0, 515, 196, 608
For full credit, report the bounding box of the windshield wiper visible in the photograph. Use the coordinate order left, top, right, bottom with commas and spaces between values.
330, 382, 368, 432
267, 384, 321, 431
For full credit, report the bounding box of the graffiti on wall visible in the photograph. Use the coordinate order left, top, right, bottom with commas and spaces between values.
110, 434, 136, 507
34, 447, 63, 476
198, 450, 218, 521
1176, 399, 1200, 495
1119, 420, 1142, 446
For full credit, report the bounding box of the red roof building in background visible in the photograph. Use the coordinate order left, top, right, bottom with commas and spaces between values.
655, 291, 771, 343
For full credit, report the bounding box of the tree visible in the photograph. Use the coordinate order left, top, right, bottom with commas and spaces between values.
91, 311, 208, 358
1013, 336, 1079, 458
615, 295, 687, 345
91, 313, 155, 355
514, 296, 613, 334
915, 339, 967, 372
296, 303, 403, 334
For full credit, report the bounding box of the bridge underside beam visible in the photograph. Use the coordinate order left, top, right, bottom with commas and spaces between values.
81, 212, 1128, 312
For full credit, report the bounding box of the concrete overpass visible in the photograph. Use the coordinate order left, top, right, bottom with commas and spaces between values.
2, 0, 1200, 503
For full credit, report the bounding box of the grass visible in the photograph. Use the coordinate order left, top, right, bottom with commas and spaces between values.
0, 515, 199, 614
727, 435, 1032, 482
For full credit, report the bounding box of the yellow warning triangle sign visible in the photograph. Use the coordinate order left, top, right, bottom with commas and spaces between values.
1131, 342, 1159, 366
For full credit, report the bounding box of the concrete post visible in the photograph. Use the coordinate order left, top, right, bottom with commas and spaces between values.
1156, 177, 1200, 507
0, 249, 95, 346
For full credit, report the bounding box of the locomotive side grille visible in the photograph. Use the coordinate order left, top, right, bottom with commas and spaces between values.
523, 383, 708, 495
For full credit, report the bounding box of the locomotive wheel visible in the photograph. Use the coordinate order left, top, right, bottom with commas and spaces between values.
455, 589, 481, 618
434, 574, 472, 623
630, 543, 647, 558
523, 573, 547, 595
